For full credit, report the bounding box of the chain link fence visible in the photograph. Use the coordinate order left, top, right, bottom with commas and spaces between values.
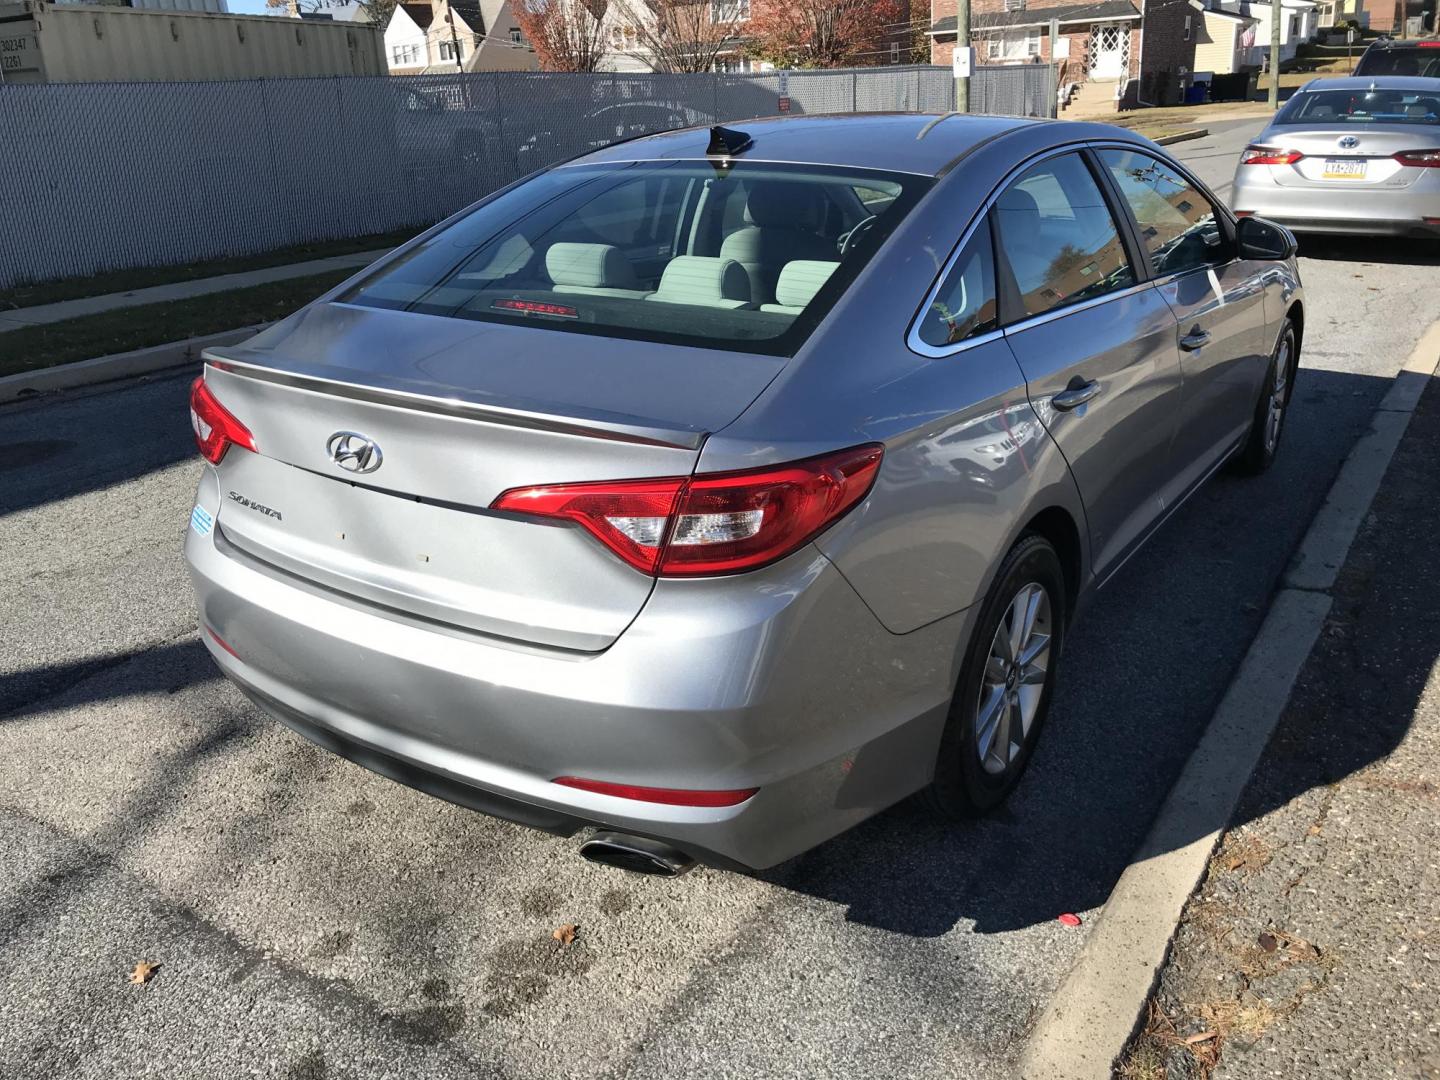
0, 64, 1053, 290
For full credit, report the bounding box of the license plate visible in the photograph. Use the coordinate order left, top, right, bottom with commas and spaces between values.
1322, 158, 1368, 179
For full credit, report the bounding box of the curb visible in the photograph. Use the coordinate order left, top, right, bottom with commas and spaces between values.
0, 325, 267, 404
0, 248, 387, 332
1153, 128, 1209, 146
1019, 322, 1440, 1080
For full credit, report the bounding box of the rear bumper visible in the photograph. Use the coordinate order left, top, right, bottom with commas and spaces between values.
185, 486, 966, 869
1232, 173, 1440, 237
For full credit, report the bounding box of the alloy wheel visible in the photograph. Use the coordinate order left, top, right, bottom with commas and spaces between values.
1265, 336, 1291, 453
975, 582, 1052, 776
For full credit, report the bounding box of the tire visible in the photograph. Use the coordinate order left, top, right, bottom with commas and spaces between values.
1232, 320, 1297, 476
922, 534, 1067, 819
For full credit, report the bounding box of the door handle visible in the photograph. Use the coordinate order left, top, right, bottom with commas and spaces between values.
1052, 380, 1102, 412
1179, 327, 1212, 351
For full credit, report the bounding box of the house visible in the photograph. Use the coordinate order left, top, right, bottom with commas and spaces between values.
383, 0, 535, 73
1210, 0, 1319, 66
1193, 6, 1259, 74
597, 0, 756, 73
929, 0, 1203, 110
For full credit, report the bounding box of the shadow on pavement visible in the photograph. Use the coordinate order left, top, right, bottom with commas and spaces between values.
0, 369, 195, 518
1297, 235, 1440, 267
0, 638, 214, 723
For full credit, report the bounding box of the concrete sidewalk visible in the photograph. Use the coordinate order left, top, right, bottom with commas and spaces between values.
0, 248, 390, 332
1121, 375, 1440, 1079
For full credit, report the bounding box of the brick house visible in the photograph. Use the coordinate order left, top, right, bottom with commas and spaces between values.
929, 0, 1202, 109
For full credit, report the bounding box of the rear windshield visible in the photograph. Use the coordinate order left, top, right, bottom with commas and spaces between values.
340, 160, 930, 357
1354, 45, 1440, 78
1274, 87, 1440, 125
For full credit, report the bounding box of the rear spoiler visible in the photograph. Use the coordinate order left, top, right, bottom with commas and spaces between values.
202, 349, 708, 452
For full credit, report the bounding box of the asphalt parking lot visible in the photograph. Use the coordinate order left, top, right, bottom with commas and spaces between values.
2, 119, 1438, 1080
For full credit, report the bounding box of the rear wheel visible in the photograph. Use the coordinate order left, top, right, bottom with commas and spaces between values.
1232, 321, 1296, 475
923, 534, 1066, 818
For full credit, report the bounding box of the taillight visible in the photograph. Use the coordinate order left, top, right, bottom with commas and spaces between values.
492, 443, 883, 577
189, 376, 256, 465
1395, 149, 1440, 168
1240, 146, 1304, 165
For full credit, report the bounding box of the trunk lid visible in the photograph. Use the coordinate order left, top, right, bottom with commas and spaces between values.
1264, 125, 1435, 189
202, 302, 785, 651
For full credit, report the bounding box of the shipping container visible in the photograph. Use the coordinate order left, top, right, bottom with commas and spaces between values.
0, 1, 384, 84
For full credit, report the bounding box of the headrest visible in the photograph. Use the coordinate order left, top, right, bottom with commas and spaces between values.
997, 187, 1041, 216
649, 256, 752, 307
743, 183, 823, 228
545, 243, 638, 289
773, 261, 839, 309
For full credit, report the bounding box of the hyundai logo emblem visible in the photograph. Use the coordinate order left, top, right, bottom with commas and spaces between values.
1338, 135, 1360, 150
326, 431, 383, 474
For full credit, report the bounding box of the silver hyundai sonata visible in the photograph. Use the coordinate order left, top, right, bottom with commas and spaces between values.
1231, 76, 1440, 238
186, 114, 1303, 874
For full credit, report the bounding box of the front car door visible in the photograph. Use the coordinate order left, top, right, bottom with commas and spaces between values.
994, 150, 1185, 580
1095, 147, 1271, 505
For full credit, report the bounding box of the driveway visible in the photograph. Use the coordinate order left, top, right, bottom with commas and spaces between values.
2, 119, 1437, 1080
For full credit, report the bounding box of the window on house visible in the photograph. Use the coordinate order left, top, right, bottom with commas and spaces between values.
986, 28, 1040, 61
509, 27, 522, 43
439, 40, 457, 60
711, 0, 750, 23
391, 42, 421, 64
1183, 13, 1192, 39
891, 41, 900, 63
1004, 0, 1026, 11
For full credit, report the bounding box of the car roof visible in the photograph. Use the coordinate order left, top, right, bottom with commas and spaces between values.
1363, 36, 1440, 48
569, 113, 1048, 179
1300, 74, 1440, 92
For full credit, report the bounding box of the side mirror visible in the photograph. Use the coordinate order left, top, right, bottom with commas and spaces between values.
1236, 216, 1297, 261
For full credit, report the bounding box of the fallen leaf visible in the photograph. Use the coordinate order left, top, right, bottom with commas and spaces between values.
1057, 913, 1082, 928
552, 924, 578, 946
1184, 1030, 1218, 1045
1258, 932, 1278, 953
129, 961, 159, 985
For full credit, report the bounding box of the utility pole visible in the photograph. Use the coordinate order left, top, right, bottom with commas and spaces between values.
446, 0, 464, 71
953, 0, 971, 112
1267, 0, 1282, 110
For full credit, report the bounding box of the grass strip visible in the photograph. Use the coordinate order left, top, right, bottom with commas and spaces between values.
0, 270, 354, 378
0, 230, 416, 312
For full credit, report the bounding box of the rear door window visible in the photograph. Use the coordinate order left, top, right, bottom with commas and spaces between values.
991, 153, 1135, 319
1099, 149, 1230, 277
915, 219, 998, 348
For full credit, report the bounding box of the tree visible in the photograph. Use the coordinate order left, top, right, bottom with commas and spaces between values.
609, 0, 739, 73
513, 0, 609, 71
744, 0, 903, 69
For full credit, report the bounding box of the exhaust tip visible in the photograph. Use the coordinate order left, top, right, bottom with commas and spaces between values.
579, 830, 695, 877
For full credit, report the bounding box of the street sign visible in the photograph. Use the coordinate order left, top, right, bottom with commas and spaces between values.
778, 96, 791, 113
952, 46, 973, 78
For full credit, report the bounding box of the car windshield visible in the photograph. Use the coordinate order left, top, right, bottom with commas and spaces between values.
1354, 46, 1440, 78
1274, 87, 1440, 125
340, 159, 930, 357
